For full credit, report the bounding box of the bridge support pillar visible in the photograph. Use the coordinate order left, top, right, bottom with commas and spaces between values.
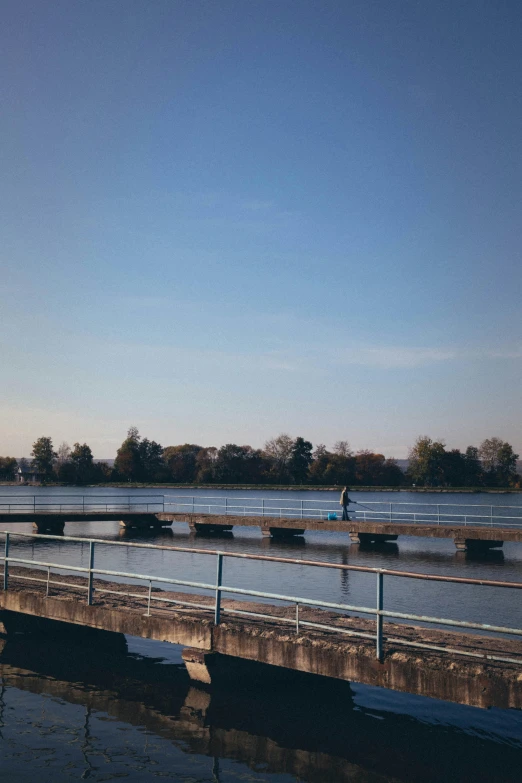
188, 522, 234, 535
261, 527, 305, 538
349, 532, 398, 544
32, 518, 65, 535
454, 538, 503, 552
182, 648, 217, 685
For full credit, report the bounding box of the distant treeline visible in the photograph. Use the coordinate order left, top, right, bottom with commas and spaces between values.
1, 430, 520, 489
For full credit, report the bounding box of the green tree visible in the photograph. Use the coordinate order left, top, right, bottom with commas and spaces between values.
213, 444, 266, 484
195, 447, 218, 483
164, 444, 203, 483
321, 453, 356, 486
31, 437, 57, 482
289, 437, 313, 484
463, 446, 483, 486
92, 461, 113, 483
440, 449, 467, 487
309, 446, 331, 484
138, 438, 166, 481
114, 427, 142, 481
479, 438, 519, 486
0, 457, 17, 481
70, 442, 94, 484
407, 436, 446, 487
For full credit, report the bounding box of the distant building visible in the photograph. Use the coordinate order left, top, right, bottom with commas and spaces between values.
16, 466, 42, 484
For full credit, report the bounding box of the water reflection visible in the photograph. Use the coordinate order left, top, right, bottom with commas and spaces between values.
0, 633, 521, 782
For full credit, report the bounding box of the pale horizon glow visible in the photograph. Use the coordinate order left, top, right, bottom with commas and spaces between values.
1, 1, 521, 459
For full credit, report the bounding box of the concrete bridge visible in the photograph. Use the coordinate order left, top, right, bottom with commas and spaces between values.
1, 493, 522, 551
0, 530, 521, 709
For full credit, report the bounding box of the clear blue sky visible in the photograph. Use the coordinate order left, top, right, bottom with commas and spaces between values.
1, 1, 521, 457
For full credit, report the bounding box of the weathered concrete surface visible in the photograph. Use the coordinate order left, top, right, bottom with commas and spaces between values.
1, 568, 521, 708
0, 579, 211, 650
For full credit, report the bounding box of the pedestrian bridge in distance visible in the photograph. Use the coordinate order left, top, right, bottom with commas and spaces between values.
1, 494, 522, 551
1, 530, 521, 709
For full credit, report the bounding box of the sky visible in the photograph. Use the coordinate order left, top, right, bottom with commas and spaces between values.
1, 0, 521, 458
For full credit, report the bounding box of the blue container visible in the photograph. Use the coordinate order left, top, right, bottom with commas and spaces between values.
327, 512, 338, 521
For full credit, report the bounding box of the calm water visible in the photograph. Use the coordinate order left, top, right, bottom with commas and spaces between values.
1, 632, 522, 782
1, 487, 522, 780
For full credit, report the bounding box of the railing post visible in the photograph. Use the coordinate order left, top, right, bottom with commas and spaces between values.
192, 496, 195, 513
389, 502, 392, 522
376, 571, 383, 661
437, 505, 440, 524
296, 603, 300, 635
262, 499, 265, 517
3, 533, 10, 591
87, 541, 95, 605
491, 506, 494, 527
33, 495, 36, 514
300, 500, 303, 519
225, 498, 228, 515
146, 581, 152, 616
215, 552, 223, 625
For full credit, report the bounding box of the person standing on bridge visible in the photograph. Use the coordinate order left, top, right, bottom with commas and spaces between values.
340, 486, 351, 521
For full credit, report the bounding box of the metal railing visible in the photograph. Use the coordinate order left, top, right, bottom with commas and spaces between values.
162, 495, 522, 527
1, 530, 522, 665
0, 494, 521, 528
0, 495, 165, 513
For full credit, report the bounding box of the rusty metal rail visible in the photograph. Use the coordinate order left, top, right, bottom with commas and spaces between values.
1, 531, 522, 665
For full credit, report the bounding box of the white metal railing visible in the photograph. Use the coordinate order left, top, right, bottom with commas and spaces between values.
0, 494, 521, 528
162, 495, 522, 528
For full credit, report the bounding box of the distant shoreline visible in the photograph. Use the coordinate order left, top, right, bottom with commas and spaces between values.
1, 481, 521, 494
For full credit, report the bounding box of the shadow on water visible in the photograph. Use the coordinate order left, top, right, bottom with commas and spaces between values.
455, 548, 506, 564
0, 631, 521, 783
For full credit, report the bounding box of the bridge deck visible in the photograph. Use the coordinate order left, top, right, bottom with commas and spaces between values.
1, 567, 521, 709
2, 509, 520, 546
158, 511, 522, 544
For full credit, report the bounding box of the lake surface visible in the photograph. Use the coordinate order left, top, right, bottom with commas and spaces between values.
1, 631, 522, 782
1, 487, 522, 780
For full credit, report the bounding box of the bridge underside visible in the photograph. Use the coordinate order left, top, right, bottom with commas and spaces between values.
0, 568, 521, 709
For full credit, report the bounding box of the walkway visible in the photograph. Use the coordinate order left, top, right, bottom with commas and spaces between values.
0, 531, 521, 708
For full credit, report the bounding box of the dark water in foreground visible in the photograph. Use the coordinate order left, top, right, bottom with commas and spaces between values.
1, 632, 522, 783
1, 488, 522, 780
